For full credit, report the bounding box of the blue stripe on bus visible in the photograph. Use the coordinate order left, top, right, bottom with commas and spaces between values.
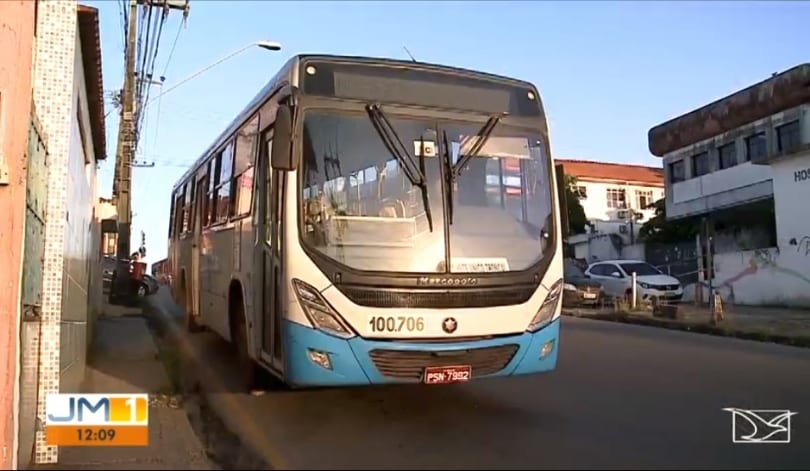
283, 318, 560, 388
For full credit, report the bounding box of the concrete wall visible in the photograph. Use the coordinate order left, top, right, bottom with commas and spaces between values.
772, 150, 810, 250
32, 0, 77, 464
669, 162, 773, 212
684, 247, 810, 308
680, 152, 810, 307
662, 104, 809, 220
571, 235, 646, 263
0, 1, 36, 468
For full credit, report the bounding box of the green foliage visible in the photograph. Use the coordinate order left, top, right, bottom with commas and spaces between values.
638, 198, 699, 243
564, 175, 590, 235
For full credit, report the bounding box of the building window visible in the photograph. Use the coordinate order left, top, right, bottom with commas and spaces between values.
777, 120, 801, 154
745, 132, 767, 161
636, 190, 653, 210
606, 188, 626, 209
575, 185, 587, 199
669, 160, 685, 183
691, 151, 710, 177
717, 142, 737, 169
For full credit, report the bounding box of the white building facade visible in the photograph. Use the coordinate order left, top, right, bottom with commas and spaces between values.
559, 159, 664, 261
648, 63, 810, 307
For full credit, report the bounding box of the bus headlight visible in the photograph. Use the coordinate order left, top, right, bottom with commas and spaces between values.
292, 279, 355, 339
526, 278, 563, 332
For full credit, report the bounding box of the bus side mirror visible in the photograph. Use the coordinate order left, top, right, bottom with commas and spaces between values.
271, 105, 297, 171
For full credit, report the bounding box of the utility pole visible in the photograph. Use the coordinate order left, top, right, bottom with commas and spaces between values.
114, 0, 138, 260
113, 0, 189, 260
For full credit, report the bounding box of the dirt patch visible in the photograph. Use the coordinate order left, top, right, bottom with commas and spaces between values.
183, 391, 268, 469
143, 313, 271, 470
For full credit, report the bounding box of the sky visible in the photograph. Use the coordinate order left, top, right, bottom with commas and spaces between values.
86, 0, 810, 264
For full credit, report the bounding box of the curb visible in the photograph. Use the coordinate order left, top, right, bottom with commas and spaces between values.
562, 310, 810, 349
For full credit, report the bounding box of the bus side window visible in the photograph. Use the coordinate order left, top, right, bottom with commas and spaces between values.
182, 182, 192, 234
168, 195, 175, 238
231, 114, 259, 219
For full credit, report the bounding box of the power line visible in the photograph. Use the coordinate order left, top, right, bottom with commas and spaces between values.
162, 20, 184, 78
150, 17, 186, 151
112, 0, 191, 260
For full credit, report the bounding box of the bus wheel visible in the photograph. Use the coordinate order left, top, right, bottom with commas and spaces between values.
232, 299, 259, 391
178, 278, 202, 333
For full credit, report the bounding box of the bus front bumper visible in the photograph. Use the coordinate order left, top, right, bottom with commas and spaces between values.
283, 318, 560, 387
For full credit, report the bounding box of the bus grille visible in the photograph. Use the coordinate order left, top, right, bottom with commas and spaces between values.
337, 285, 536, 308
368, 344, 520, 380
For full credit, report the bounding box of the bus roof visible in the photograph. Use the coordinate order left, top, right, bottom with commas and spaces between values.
170, 54, 543, 193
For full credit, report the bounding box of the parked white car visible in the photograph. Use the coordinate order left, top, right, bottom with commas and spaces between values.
584, 259, 683, 303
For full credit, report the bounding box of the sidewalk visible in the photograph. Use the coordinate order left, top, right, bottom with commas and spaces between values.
31, 304, 214, 470
563, 303, 810, 348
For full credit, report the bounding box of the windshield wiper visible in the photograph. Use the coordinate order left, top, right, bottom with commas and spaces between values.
451, 113, 504, 179
365, 103, 433, 232
441, 130, 455, 225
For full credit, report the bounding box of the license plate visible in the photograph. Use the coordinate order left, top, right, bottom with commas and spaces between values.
423, 365, 472, 384
583, 293, 597, 299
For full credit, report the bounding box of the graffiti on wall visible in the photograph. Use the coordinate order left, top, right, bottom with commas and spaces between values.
698, 247, 810, 304
789, 236, 810, 257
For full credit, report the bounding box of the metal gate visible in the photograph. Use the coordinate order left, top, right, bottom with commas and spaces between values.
645, 239, 699, 285
18, 113, 49, 469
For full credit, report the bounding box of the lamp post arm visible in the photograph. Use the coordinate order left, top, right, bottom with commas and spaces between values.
142, 43, 256, 110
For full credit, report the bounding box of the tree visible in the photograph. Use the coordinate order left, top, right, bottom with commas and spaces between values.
563, 175, 590, 235
638, 198, 699, 243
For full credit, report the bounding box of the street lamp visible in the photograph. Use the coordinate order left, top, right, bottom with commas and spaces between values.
142, 40, 282, 110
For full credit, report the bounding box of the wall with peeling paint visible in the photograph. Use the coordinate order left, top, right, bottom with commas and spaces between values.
0, 2, 36, 468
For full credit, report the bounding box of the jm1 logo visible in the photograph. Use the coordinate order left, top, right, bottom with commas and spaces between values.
46, 394, 149, 426
723, 408, 797, 444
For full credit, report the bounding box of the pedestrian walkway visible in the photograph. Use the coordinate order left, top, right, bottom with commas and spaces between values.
563, 303, 810, 347
30, 304, 214, 470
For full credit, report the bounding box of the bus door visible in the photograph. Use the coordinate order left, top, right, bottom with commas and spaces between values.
257, 130, 284, 370
190, 174, 206, 318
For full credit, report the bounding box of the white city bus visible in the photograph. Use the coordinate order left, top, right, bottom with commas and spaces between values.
167, 54, 565, 389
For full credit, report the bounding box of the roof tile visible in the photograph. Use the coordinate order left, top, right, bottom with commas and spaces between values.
557, 159, 663, 186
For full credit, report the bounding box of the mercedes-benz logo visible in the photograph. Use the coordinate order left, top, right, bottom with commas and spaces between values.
442, 317, 458, 334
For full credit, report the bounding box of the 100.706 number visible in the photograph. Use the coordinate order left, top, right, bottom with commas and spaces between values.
368, 316, 425, 333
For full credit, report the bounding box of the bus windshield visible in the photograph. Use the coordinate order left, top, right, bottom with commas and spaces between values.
299, 109, 553, 274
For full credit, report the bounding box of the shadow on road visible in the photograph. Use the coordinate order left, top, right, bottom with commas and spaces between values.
124, 285, 810, 470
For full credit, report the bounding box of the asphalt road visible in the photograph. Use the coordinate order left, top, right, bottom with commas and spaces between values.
145, 287, 810, 470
